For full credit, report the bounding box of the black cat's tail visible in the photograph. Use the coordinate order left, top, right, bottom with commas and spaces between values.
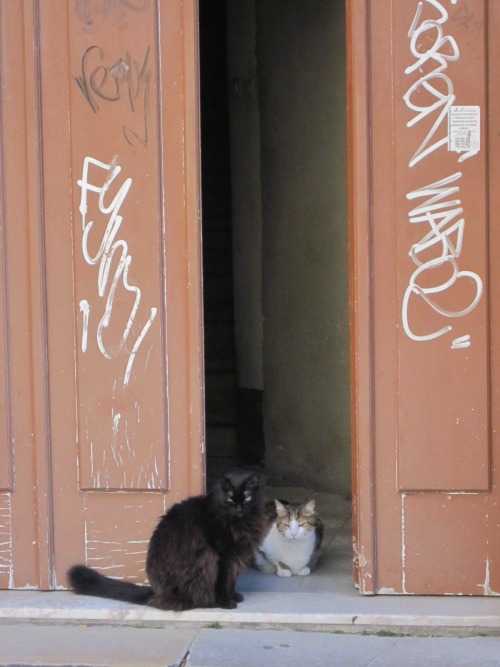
67, 565, 154, 605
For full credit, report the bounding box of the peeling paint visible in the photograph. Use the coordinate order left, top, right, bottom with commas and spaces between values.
361, 571, 372, 595
85, 534, 148, 582
478, 559, 500, 596
0, 494, 13, 587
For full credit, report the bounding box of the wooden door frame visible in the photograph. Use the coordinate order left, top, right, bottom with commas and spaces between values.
347, 0, 376, 594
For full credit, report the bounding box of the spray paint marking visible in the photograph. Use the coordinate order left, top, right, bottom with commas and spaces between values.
402, 0, 483, 347
451, 334, 471, 350
79, 299, 90, 352
402, 172, 483, 343
77, 156, 157, 385
404, 0, 460, 167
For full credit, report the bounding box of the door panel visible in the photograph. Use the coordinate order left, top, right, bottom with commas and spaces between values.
0, 0, 203, 589
69, 6, 168, 492
393, 0, 489, 492
0, 0, 45, 588
46, 0, 203, 588
403, 494, 490, 594
349, 0, 499, 594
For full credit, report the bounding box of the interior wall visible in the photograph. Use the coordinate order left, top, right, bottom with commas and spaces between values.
226, 1, 265, 464
199, 1, 238, 460
227, 1, 350, 495
227, 1, 264, 393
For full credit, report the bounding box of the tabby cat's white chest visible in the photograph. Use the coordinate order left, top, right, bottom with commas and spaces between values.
261, 523, 316, 573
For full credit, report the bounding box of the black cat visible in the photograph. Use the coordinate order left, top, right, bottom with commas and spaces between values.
68, 471, 266, 610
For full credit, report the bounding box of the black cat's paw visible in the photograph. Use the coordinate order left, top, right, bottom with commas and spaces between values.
217, 598, 238, 609
233, 592, 244, 602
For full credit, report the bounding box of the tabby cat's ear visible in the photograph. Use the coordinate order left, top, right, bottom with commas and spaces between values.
274, 499, 287, 516
302, 499, 316, 514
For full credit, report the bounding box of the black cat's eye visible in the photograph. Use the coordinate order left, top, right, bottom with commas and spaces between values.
244, 495, 252, 503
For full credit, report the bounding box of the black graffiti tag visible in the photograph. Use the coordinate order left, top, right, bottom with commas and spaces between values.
76, 45, 151, 147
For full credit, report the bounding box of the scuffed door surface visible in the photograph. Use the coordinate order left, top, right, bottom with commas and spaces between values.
350, 0, 500, 595
0, 0, 203, 588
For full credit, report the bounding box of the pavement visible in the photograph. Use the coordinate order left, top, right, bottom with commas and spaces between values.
1, 476, 500, 665
1, 623, 500, 666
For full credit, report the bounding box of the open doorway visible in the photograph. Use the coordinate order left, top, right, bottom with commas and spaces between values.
199, 1, 350, 500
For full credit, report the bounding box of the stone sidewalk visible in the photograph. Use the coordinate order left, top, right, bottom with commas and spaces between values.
2, 623, 500, 666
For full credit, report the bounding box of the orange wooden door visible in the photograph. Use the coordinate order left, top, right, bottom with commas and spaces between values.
0, 0, 203, 589
349, 0, 500, 595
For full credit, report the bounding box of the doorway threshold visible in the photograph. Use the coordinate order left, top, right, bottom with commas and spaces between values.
0, 488, 499, 636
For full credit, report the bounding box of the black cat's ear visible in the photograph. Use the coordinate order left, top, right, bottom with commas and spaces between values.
220, 476, 234, 494
244, 473, 260, 491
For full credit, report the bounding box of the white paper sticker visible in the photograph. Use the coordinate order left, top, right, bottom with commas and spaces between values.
448, 106, 480, 154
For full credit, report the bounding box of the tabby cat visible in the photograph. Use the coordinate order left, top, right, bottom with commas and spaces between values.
253, 498, 323, 576
68, 471, 266, 610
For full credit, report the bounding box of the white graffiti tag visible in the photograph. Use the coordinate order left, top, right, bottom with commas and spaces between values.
404, 0, 461, 167
77, 156, 157, 385
402, 0, 483, 347
402, 172, 483, 343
